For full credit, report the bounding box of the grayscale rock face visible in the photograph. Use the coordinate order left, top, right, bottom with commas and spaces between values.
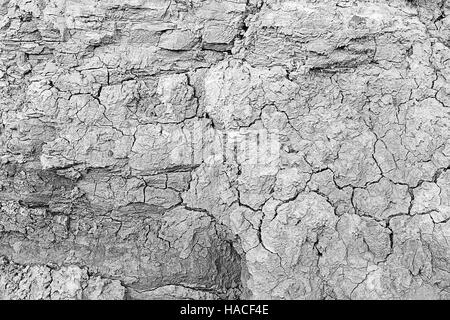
0, 0, 449, 300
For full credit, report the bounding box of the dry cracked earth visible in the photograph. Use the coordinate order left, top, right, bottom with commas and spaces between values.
0, 0, 449, 300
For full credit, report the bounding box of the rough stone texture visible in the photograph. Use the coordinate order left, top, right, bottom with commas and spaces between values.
0, 0, 449, 300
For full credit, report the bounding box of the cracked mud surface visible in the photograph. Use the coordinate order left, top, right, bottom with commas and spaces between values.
0, 0, 449, 300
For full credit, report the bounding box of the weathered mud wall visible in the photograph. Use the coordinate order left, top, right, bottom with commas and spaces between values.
0, 0, 449, 299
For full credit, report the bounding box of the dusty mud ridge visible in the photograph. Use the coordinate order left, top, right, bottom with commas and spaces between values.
0, 0, 449, 300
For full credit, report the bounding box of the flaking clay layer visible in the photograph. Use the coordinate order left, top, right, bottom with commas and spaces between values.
0, 0, 449, 300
